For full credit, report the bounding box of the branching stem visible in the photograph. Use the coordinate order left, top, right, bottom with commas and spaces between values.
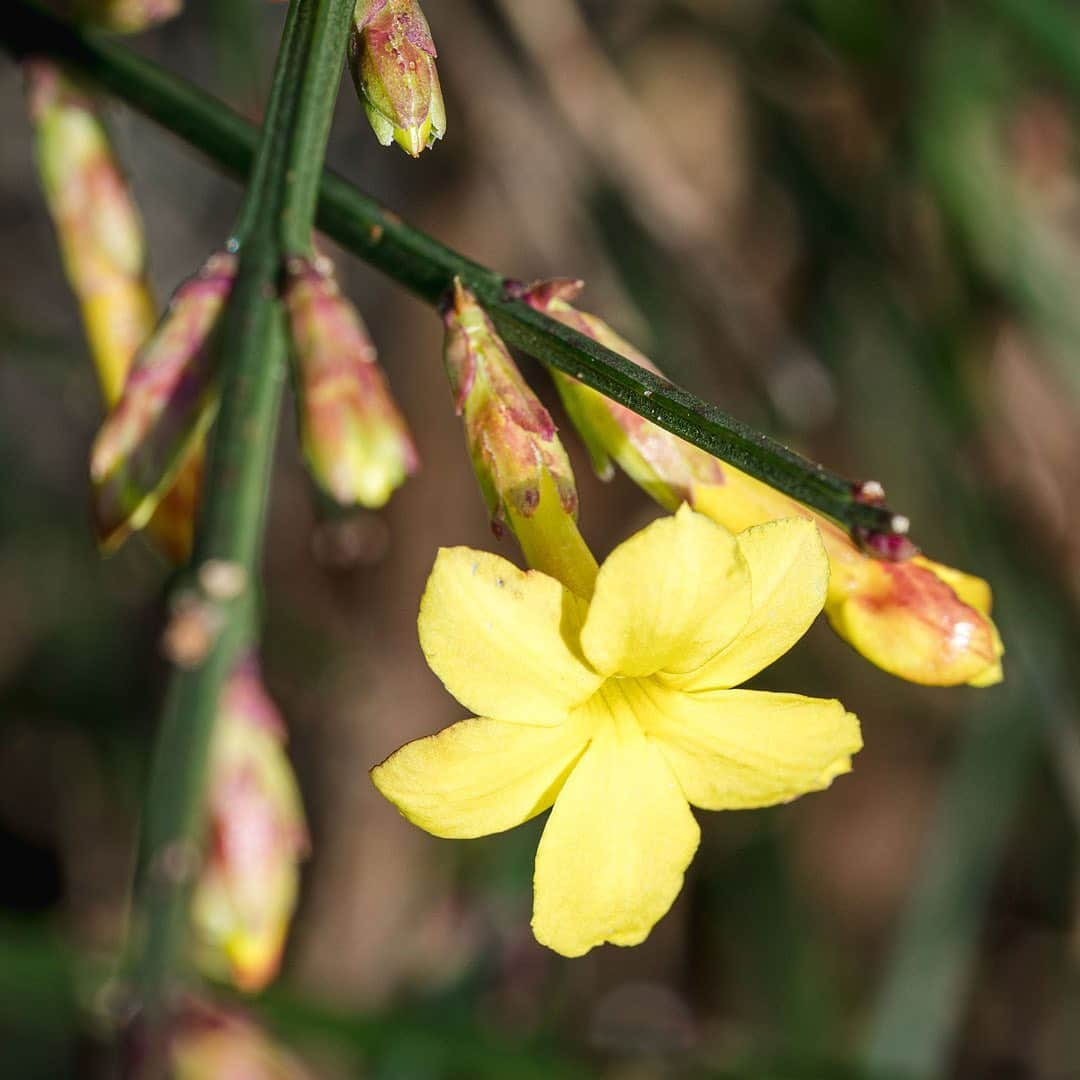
3, 0, 904, 537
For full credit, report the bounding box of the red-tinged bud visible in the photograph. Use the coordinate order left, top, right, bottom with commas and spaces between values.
191, 656, 308, 994
526, 278, 1004, 685
27, 62, 199, 563
283, 255, 418, 508
90, 252, 236, 552
349, 0, 446, 157
444, 279, 578, 526
75, 0, 182, 33
443, 279, 596, 596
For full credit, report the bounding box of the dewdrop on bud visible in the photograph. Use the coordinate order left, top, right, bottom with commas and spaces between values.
191, 656, 308, 994
349, 0, 446, 157
90, 251, 237, 551
283, 255, 418, 508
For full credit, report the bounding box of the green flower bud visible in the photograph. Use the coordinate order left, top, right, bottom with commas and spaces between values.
349, 0, 446, 157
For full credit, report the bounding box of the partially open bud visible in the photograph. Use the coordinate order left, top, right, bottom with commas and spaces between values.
444, 279, 596, 596
75, 0, 182, 33
524, 279, 1004, 686
283, 255, 418, 508
349, 0, 446, 157
90, 252, 236, 552
191, 656, 308, 994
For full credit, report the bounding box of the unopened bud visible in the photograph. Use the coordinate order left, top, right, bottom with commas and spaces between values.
27, 61, 154, 403
444, 280, 596, 596
445, 279, 577, 527
75, 0, 182, 33
283, 256, 418, 508
191, 656, 308, 994
349, 0, 446, 157
90, 251, 237, 552
526, 278, 1004, 686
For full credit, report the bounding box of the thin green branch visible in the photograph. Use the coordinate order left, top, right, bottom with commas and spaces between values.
114, 0, 350, 1069
1, 0, 904, 538
280, 0, 354, 254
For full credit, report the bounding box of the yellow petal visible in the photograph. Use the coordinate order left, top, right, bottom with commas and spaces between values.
418, 547, 602, 726
662, 518, 828, 691
532, 719, 700, 957
580, 505, 751, 678
641, 685, 861, 810
372, 714, 591, 839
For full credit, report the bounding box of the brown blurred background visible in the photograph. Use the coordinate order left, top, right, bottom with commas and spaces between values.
2, 1, 1080, 1077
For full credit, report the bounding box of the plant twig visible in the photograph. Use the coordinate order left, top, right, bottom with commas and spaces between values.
115, 0, 350, 1069
1, 0, 905, 539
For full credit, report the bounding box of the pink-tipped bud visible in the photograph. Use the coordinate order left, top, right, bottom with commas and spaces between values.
283, 255, 419, 508
444, 279, 578, 531
349, 0, 446, 157
75, 0, 182, 33
90, 251, 236, 553
191, 656, 309, 994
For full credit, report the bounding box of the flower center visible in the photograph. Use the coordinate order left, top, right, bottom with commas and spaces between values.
578, 675, 660, 741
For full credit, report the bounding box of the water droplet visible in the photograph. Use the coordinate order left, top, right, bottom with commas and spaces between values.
225, 236, 240, 253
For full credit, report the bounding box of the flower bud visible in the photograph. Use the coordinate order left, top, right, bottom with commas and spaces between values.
524, 279, 1004, 686
349, 0, 446, 157
90, 252, 236, 553
283, 255, 418, 508
444, 280, 595, 595
27, 61, 154, 404
75, 0, 182, 33
191, 656, 308, 994
28, 62, 199, 562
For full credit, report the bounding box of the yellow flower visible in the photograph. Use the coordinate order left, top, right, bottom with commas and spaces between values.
372, 507, 861, 957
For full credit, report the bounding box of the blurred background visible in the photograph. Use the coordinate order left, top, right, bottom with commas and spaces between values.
2, 0, 1080, 1076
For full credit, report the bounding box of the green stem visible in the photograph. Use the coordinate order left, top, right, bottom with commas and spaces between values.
1, 0, 902, 539
116, 0, 350, 1069
280, 0, 354, 254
